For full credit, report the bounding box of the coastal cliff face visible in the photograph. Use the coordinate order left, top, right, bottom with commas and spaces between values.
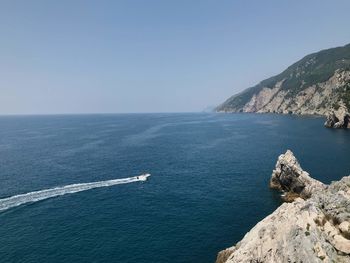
216, 150, 350, 263
216, 44, 350, 129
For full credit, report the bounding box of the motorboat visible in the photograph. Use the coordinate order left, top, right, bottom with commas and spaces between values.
137, 173, 151, 181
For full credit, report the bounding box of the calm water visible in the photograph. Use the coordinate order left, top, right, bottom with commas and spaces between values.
0, 113, 349, 263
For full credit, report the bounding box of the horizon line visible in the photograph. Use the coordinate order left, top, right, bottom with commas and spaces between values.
0, 111, 217, 117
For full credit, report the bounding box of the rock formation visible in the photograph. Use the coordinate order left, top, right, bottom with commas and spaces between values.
324, 106, 350, 129
270, 150, 325, 201
216, 150, 350, 263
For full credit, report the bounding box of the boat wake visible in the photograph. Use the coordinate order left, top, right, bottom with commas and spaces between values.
0, 174, 151, 212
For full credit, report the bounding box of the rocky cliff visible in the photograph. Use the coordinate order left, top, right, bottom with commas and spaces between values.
216, 44, 350, 129
216, 150, 350, 263
270, 150, 326, 202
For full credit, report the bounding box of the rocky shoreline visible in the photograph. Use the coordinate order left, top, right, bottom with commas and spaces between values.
216, 150, 350, 263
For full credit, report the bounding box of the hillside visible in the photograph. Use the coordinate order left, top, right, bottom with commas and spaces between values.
216, 44, 350, 128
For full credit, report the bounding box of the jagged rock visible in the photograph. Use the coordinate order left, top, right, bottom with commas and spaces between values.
325, 107, 350, 129
216, 151, 350, 263
216, 248, 235, 263
270, 150, 325, 201
339, 221, 350, 238
325, 112, 339, 128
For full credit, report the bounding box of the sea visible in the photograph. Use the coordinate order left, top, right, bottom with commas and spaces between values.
0, 113, 349, 263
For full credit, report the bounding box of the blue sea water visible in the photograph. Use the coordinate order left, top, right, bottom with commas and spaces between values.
0, 113, 349, 263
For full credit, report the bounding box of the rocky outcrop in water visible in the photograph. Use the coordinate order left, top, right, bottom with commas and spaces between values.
270, 150, 325, 201
216, 150, 350, 263
324, 107, 350, 129
216, 43, 350, 129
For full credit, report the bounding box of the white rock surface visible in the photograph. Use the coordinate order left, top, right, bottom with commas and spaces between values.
216, 151, 350, 263
270, 150, 325, 201
240, 70, 350, 117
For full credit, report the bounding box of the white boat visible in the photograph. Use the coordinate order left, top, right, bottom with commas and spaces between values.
137, 173, 151, 181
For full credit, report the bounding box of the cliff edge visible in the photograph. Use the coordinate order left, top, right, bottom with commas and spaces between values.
216, 150, 350, 263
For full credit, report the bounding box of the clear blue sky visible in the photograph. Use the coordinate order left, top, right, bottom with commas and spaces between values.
1, 0, 350, 114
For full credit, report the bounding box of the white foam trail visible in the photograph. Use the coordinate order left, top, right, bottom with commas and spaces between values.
0, 174, 150, 212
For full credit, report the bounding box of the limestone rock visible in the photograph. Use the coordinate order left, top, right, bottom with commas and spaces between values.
339, 221, 350, 238
325, 112, 339, 128
270, 150, 325, 201
325, 106, 350, 129
216, 151, 350, 263
215, 248, 235, 263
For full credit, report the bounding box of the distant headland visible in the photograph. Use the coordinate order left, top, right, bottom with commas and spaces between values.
216, 43, 350, 129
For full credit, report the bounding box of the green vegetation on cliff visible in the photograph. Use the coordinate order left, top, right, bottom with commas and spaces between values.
217, 43, 350, 112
